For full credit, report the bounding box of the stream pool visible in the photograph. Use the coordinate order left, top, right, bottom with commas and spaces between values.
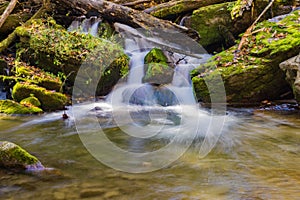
0, 105, 299, 200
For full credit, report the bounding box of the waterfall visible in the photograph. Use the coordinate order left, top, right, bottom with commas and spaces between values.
71, 22, 228, 170
68, 16, 101, 36
109, 23, 211, 107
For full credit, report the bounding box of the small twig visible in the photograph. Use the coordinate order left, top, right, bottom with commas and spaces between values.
0, 0, 18, 29
237, 0, 275, 51
122, 0, 152, 7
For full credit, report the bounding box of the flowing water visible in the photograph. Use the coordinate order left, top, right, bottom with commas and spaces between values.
1, 21, 299, 199
0, 108, 299, 199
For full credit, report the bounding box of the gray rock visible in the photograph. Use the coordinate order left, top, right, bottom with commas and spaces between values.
279, 54, 300, 103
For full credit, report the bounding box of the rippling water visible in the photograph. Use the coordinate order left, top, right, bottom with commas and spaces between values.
0, 106, 299, 199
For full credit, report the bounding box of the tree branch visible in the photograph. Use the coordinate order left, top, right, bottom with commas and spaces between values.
0, 0, 18, 29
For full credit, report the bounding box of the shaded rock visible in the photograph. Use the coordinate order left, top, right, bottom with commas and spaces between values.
12, 82, 67, 111
280, 53, 300, 103
0, 99, 42, 114
143, 48, 174, 85
0, 141, 44, 171
184, 1, 293, 49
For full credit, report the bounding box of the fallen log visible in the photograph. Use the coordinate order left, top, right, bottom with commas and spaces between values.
144, 0, 228, 18
51, 0, 200, 40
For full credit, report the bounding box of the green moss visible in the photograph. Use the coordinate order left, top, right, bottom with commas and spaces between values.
0, 141, 41, 170
190, 10, 300, 104
20, 95, 41, 107
151, 3, 184, 18
144, 48, 168, 64
15, 18, 129, 95
15, 64, 62, 91
143, 48, 173, 84
12, 82, 67, 111
0, 100, 42, 114
191, 2, 235, 47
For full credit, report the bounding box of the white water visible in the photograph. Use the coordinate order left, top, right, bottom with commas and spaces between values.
68, 16, 101, 36
67, 20, 229, 168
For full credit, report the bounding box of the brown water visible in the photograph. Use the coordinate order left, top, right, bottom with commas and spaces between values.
0, 108, 299, 200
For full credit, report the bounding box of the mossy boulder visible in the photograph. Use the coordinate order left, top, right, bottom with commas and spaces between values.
15, 64, 62, 91
186, 1, 293, 49
12, 82, 67, 111
191, 10, 300, 105
15, 18, 129, 96
0, 100, 42, 114
20, 95, 41, 107
0, 141, 44, 171
143, 48, 174, 84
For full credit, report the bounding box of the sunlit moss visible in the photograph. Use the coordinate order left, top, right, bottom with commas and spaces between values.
0, 100, 42, 114
12, 82, 67, 111
0, 141, 41, 170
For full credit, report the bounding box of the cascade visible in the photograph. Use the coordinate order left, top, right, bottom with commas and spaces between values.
68, 16, 101, 36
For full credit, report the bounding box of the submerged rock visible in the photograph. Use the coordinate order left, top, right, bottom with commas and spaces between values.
0, 141, 44, 171
280, 53, 300, 104
191, 10, 300, 105
0, 99, 42, 114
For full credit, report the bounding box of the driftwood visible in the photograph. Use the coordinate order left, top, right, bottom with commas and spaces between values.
144, 0, 227, 18
0, 0, 18, 29
51, 0, 200, 40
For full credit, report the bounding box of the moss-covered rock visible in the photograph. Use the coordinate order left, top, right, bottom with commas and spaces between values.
186, 1, 293, 49
12, 82, 67, 111
20, 95, 41, 108
191, 10, 300, 105
0, 141, 44, 170
0, 100, 42, 114
15, 64, 62, 91
143, 48, 174, 84
15, 18, 129, 96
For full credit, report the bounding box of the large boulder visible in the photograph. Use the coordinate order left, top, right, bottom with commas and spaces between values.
184, 1, 293, 49
280, 53, 300, 103
15, 18, 129, 96
0, 141, 44, 171
12, 82, 67, 111
0, 99, 42, 114
143, 48, 174, 85
191, 10, 300, 105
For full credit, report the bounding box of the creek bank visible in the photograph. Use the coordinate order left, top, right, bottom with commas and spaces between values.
191, 10, 300, 105
0, 17, 130, 114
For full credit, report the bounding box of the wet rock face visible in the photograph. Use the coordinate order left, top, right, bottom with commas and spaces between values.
280, 54, 300, 103
0, 141, 44, 171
